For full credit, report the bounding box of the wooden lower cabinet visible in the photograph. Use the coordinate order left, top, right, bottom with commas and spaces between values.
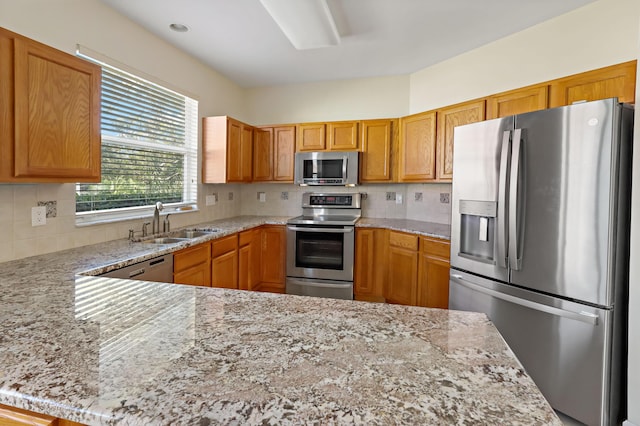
354, 228, 387, 302
0, 404, 84, 426
417, 237, 451, 309
238, 228, 261, 291
211, 234, 238, 289
257, 225, 286, 293
385, 231, 419, 305
173, 242, 211, 287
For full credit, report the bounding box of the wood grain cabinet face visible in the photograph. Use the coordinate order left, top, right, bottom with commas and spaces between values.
398, 111, 436, 182
436, 100, 485, 182
0, 27, 101, 183
202, 116, 253, 183
354, 228, 387, 302
0, 403, 84, 426
211, 234, 239, 289
417, 237, 451, 309
254, 126, 295, 182
296, 123, 326, 151
238, 228, 261, 291
549, 60, 637, 108
327, 121, 359, 151
360, 119, 395, 183
486, 85, 549, 119
259, 225, 286, 293
385, 231, 419, 306
173, 243, 211, 287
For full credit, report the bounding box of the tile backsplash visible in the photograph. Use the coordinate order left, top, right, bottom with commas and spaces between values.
0, 181, 451, 263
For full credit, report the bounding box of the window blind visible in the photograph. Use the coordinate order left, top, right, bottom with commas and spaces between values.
76, 54, 198, 219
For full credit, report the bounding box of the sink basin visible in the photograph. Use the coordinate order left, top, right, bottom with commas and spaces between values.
169, 229, 218, 239
142, 237, 189, 244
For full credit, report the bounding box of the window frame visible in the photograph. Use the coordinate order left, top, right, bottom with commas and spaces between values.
75, 46, 199, 226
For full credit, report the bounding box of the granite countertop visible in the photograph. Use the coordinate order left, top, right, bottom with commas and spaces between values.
356, 218, 451, 240
0, 215, 559, 425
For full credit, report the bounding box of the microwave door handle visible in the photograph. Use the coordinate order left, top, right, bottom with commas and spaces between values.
497, 130, 511, 269
342, 155, 348, 180
508, 128, 524, 270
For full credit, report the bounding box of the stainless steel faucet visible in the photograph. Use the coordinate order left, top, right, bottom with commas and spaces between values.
163, 214, 171, 233
152, 202, 163, 234
142, 222, 151, 237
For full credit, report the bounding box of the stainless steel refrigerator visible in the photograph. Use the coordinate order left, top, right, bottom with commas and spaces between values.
448, 98, 633, 426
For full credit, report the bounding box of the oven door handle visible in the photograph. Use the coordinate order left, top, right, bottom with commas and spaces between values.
287, 226, 354, 233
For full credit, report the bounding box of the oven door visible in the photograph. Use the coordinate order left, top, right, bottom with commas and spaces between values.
286, 224, 354, 282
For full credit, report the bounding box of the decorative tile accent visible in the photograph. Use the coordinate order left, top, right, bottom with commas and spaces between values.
280, 192, 288, 200
38, 200, 57, 218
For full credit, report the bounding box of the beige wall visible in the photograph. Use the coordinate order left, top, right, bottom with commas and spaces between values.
246, 75, 410, 125
409, 0, 640, 114
0, 0, 247, 262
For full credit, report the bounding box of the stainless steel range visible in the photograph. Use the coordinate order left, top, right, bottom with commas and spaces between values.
286, 192, 361, 300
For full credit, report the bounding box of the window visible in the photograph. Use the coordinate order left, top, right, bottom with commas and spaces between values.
76, 50, 198, 224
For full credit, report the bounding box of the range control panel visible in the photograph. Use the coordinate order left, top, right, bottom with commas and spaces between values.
302, 192, 361, 209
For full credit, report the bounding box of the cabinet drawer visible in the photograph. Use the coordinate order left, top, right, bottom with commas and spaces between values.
420, 237, 450, 260
389, 231, 418, 250
174, 242, 210, 272
212, 234, 238, 257
239, 228, 259, 246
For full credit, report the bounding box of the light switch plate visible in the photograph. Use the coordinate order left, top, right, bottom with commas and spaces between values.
259, 192, 266, 202
396, 194, 403, 204
206, 195, 216, 206
32, 206, 46, 226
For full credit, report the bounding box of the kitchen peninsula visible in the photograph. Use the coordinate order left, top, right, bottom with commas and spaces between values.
0, 217, 560, 425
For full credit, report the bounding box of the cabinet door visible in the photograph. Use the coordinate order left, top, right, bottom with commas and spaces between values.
241, 125, 253, 181
174, 262, 211, 287
0, 403, 56, 426
486, 85, 549, 119
212, 250, 238, 289
417, 237, 451, 309
253, 127, 273, 181
10, 34, 100, 181
327, 121, 359, 151
354, 228, 387, 302
398, 111, 436, 182
360, 119, 394, 182
436, 99, 485, 181
549, 60, 637, 108
385, 231, 419, 305
296, 123, 326, 151
259, 225, 286, 292
273, 126, 295, 181
226, 118, 243, 182
239, 228, 261, 291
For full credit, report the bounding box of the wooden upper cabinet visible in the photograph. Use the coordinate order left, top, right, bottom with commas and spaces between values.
549, 60, 637, 108
296, 123, 326, 151
253, 127, 273, 181
327, 121, 359, 151
202, 116, 253, 183
360, 119, 396, 182
398, 111, 436, 182
436, 99, 485, 181
0, 27, 101, 183
273, 126, 295, 181
253, 125, 295, 182
486, 84, 549, 119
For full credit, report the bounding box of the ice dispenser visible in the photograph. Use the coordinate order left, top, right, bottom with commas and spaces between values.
458, 200, 497, 264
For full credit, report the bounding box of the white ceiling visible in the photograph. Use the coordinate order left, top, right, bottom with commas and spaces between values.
98, 0, 596, 88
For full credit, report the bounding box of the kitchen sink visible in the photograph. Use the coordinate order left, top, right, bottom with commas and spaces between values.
142, 237, 189, 244
168, 229, 219, 239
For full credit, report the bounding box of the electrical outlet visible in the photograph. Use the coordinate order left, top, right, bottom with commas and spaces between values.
258, 192, 266, 202
386, 192, 396, 201
281, 192, 289, 200
206, 194, 217, 206
414, 192, 423, 202
440, 193, 450, 204
396, 194, 403, 204
31, 206, 46, 226
228, 192, 234, 201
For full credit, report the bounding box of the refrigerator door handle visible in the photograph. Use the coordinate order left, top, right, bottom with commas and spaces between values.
497, 130, 511, 269
450, 273, 599, 325
508, 128, 523, 270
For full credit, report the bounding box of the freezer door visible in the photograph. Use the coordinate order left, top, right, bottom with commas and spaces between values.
450, 270, 617, 425
450, 117, 513, 283
511, 99, 623, 306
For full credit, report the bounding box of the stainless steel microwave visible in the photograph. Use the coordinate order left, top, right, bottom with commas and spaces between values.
294, 151, 359, 186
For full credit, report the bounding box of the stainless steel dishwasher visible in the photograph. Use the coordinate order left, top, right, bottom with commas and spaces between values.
100, 254, 174, 283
